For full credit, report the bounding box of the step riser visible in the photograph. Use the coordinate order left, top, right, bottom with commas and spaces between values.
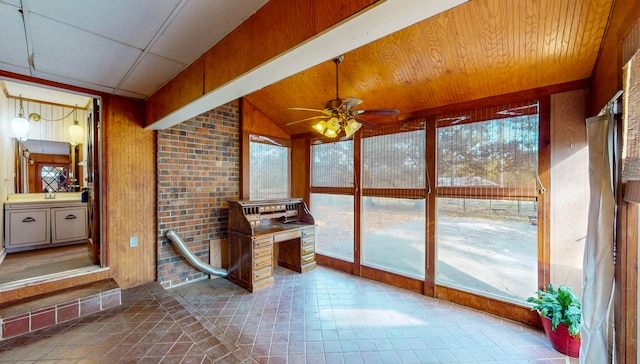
0, 269, 110, 305
0, 287, 121, 340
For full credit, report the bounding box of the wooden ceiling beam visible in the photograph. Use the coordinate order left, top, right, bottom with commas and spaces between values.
145, 0, 467, 130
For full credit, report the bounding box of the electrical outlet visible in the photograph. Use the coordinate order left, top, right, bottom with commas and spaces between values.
130, 236, 138, 248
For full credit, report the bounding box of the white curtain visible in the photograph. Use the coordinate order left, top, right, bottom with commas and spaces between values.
580, 113, 616, 363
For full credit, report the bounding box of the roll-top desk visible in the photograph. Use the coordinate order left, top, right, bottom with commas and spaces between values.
227, 198, 316, 292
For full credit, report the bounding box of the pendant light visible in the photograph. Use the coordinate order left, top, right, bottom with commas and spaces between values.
69, 105, 84, 145
11, 96, 30, 142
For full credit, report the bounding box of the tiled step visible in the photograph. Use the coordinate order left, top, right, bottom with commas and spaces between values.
0, 278, 120, 341
0, 266, 110, 305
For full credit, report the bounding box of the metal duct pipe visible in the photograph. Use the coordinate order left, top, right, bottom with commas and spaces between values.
165, 229, 228, 277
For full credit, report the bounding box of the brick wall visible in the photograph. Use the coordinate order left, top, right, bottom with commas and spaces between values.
156, 101, 240, 288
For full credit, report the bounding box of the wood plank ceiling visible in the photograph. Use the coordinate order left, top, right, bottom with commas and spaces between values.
244, 0, 614, 136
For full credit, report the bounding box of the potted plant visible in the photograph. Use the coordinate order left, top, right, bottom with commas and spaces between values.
527, 284, 581, 357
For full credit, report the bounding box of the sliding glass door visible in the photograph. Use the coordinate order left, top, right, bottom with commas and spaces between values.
434, 102, 540, 303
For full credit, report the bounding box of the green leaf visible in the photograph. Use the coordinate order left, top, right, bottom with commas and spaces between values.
526, 284, 581, 339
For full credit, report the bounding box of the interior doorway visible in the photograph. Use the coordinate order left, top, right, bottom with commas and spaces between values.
0, 79, 103, 288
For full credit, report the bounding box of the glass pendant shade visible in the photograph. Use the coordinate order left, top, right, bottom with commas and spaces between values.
69, 121, 84, 144
313, 120, 327, 134
324, 129, 338, 137
326, 117, 340, 131
11, 116, 30, 142
343, 119, 362, 138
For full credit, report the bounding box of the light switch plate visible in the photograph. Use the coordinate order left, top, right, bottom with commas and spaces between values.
130, 236, 138, 248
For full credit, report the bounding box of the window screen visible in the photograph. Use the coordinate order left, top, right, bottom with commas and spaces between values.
249, 134, 290, 200
436, 101, 539, 200
363, 129, 425, 189
311, 140, 354, 188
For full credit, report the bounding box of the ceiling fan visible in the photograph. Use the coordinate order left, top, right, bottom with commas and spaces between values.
286, 55, 399, 138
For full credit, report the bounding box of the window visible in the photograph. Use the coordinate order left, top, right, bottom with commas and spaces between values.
311, 140, 355, 261
311, 193, 355, 262
311, 140, 354, 188
249, 134, 290, 200
435, 102, 539, 302
361, 125, 426, 278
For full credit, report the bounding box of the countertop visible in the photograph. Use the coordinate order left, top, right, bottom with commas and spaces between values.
4, 193, 84, 207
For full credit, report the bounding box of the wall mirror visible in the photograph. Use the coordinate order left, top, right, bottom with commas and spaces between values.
15, 139, 84, 193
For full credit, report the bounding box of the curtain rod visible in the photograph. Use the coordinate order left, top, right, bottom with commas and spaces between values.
607, 89, 623, 105
598, 89, 623, 116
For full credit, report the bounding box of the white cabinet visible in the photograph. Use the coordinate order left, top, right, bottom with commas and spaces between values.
4, 200, 88, 253
52, 207, 88, 244
6, 209, 50, 248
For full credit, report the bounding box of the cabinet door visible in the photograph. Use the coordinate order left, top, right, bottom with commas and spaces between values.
51, 207, 88, 244
6, 209, 50, 247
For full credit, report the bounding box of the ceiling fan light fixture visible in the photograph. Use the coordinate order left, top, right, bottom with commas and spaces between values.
326, 117, 340, 131
343, 119, 362, 138
324, 129, 338, 138
312, 120, 327, 133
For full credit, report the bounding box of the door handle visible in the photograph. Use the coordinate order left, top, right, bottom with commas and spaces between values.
22, 217, 36, 223
65, 214, 77, 220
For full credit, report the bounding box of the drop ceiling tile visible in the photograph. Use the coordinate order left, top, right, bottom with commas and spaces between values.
31, 70, 115, 96
26, 0, 181, 49
150, 0, 267, 64
112, 88, 147, 100
0, 63, 30, 79
29, 13, 142, 89
3, 0, 21, 7
119, 53, 185, 96
0, 3, 31, 70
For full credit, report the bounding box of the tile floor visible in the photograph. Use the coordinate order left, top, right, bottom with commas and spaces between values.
0, 266, 577, 363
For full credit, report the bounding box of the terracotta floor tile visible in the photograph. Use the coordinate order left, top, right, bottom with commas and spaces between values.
0, 267, 574, 363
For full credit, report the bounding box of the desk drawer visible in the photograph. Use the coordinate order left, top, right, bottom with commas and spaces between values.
302, 228, 315, 238
254, 266, 272, 282
254, 246, 272, 260
302, 236, 314, 247
273, 230, 300, 242
254, 237, 272, 250
302, 253, 315, 265
254, 255, 272, 270
302, 243, 315, 255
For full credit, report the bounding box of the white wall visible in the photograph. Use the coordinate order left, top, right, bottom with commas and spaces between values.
0, 89, 10, 256
7, 98, 87, 144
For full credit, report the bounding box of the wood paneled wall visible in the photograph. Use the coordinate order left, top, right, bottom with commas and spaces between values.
591, 0, 640, 115
242, 99, 289, 139
146, 0, 375, 125
590, 2, 640, 361
550, 89, 589, 295
102, 95, 156, 289
291, 136, 311, 202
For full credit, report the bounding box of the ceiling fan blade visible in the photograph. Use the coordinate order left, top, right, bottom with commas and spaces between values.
286, 115, 330, 126
289, 107, 327, 113
355, 108, 400, 116
354, 116, 377, 129
341, 97, 363, 110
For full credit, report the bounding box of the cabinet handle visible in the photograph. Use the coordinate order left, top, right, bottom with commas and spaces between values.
65, 214, 77, 220
22, 217, 36, 223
